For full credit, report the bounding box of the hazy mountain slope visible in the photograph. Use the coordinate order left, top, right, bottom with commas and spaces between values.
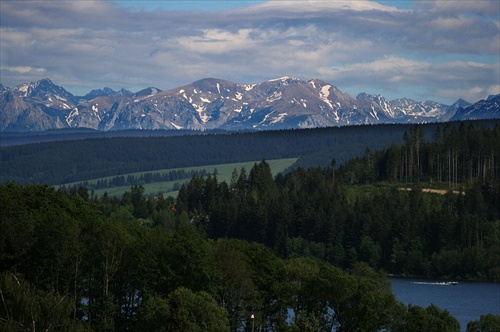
1, 77, 498, 132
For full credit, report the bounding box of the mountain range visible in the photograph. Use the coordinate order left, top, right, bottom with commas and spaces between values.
1, 77, 498, 132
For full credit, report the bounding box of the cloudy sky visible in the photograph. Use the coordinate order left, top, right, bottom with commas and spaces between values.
1, 0, 499, 104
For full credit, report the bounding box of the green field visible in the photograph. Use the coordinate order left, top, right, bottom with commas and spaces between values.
66, 158, 298, 197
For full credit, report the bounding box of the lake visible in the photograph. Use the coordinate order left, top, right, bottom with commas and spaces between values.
390, 277, 500, 331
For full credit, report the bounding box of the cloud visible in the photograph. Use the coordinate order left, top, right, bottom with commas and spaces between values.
175, 29, 259, 54
0, 0, 498, 103
1, 66, 46, 74
414, 0, 499, 18
435, 85, 500, 104
325, 56, 499, 102
245, 0, 403, 13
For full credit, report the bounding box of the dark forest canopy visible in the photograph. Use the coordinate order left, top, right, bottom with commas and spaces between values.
1, 183, 471, 332
0, 127, 221, 147
340, 121, 500, 185
1, 120, 499, 186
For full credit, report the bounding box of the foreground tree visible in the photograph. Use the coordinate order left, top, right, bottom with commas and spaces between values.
165, 287, 229, 332
137, 287, 229, 332
0, 273, 84, 331
214, 239, 257, 331
466, 314, 500, 332
0, 181, 489, 331
398, 304, 460, 332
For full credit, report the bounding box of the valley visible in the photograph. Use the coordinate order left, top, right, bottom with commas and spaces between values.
61, 158, 298, 197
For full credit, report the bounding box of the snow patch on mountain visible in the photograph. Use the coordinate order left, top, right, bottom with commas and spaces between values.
370, 106, 379, 120
320, 85, 334, 109
18, 84, 29, 95
266, 91, 282, 103
268, 76, 294, 82
66, 108, 79, 125
271, 113, 288, 124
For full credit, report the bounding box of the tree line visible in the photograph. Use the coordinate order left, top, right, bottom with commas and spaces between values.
61, 168, 212, 191
5, 182, 497, 331
340, 122, 500, 185
4, 121, 485, 186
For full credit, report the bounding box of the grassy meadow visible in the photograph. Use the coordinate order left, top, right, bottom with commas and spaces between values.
64, 158, 298, 197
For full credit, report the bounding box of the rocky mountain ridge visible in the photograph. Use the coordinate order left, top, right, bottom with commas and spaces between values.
0, 77, 498, 132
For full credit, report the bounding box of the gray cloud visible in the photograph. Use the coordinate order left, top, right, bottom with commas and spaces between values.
0, 0, 498, 103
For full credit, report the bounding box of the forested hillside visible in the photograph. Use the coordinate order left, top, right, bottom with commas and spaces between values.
0, 124, 405, 185
1, 183, 469, 331
173, 122, 500, 279
340, 122, 500, 185
2, 120, 498, 186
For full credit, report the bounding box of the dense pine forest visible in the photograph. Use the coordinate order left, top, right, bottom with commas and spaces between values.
1, 121, 500, 331
61, 168, 212, 192
0, 123, 407, 185
4, 121, 498, 186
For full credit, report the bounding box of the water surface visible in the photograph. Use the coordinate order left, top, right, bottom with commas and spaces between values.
390, 277, 500, 331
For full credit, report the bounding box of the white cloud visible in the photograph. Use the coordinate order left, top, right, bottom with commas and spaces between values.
0, 0, 498, 103
176, 29, 258, 54
323, 56, 500, 101
249, 0, 403, 13
414, 0, 499, 18
326, 56, 429, 86
1, 66, 46, 74
435, 85, 500, 104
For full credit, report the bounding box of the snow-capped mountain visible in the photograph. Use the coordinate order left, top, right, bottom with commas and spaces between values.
0, 77, 498, 132
13, 78, 78, 110
450, 95, 499, 121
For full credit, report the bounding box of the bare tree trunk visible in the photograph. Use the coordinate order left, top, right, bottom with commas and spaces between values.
448, 149, 452, 188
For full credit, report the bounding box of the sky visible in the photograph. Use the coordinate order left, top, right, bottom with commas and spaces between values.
1, 0, 499, 104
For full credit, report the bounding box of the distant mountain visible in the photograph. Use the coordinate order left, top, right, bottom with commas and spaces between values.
1, 77, 498, 132
450, 95, 499, 121
81, 87, 133, 100
13, 78, 78, 109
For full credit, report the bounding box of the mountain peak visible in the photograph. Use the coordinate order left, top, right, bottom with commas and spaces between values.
449, 98, 471, 110
356, 92, 384, 99
119, 88, 133, 96
83, 87, 122, 100
134, 87, 161, 98
268, 76, 301, 83
102, 87, 116, 95
12, 78, 77, 109
188, 78, 238, 92
38, 77, 54, 84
